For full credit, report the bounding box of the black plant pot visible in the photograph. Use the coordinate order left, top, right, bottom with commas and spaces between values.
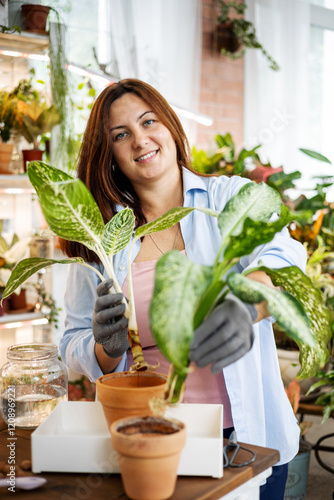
214, 23, 241, 54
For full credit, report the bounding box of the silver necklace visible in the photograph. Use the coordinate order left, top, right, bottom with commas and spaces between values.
149, 224, 180, 255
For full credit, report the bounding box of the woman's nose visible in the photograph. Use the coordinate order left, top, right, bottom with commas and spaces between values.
132, 128, 148, 149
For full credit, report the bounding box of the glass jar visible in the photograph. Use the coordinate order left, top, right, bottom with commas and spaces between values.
0, 343, 68, 428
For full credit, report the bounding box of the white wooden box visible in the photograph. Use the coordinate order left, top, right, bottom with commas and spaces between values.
31, 401, 224, 478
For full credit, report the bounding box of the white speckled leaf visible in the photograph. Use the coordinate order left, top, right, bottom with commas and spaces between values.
254, 266, 332, 378
38, 179, 105, 250
224, 205, 292, 261
218, 182, 282, 247
135, 207, 218, 239
27, 161, 74, 194
227, 272, 317, 349
102, 208, 135, 256
150, 251, 213, 374
2, 257, 83, 299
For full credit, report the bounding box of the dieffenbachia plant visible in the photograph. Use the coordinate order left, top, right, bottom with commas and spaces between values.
1, 161, 215, 371
150, 182, 332, 403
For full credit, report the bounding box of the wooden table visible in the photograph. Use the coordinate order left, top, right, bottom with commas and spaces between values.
0, 417, 279, 499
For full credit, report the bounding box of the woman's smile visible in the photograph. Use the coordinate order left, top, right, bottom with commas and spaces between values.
135, 149, 159, 163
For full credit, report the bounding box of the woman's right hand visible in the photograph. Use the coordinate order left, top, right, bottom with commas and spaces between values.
92, 278, 130, 358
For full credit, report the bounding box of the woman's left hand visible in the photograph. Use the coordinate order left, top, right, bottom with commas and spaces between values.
189, 294, 257, 374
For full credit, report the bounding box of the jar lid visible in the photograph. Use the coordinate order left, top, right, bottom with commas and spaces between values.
7, 343, 58, 361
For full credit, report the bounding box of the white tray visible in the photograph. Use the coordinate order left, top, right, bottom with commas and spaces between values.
31, 401, 224, 478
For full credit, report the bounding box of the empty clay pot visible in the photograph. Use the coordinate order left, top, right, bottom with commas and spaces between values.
96, 371, 168, 429
0, 143, 14, 174
21, 4, 50, 34
21, 149, 43, 172
111, 415, 186, 500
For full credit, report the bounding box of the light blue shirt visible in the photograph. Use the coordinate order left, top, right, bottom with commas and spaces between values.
60, 168, 305, 464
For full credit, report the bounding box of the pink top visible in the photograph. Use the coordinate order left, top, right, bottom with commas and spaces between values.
122, 254, 233, 428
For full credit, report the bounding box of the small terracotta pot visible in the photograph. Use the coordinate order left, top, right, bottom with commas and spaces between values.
0, 296, 9, 316
96, 371, 168, 429
22, 149, 43, 172
111, 415, 186, 500
8, 289, 27, 311
21, 4, 50, 34
0, 143, 14, 174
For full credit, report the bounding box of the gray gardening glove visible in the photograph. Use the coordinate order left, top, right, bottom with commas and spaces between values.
189, 293, 257, 374
92, 278, 130, 358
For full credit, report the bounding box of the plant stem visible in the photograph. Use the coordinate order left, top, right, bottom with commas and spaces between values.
127, 237, 150, 371
166, 366, 187, 404
79, 262, 105, 282
94, 242, 129, 318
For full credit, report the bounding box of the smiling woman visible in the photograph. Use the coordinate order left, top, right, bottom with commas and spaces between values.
54, 78, 311, 500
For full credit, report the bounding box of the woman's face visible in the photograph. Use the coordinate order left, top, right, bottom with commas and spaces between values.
109, 93, 178, 187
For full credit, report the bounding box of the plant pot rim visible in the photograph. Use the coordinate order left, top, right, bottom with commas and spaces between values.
21, 4, 51, 12
97, 371, 168, 393
111, 414, 185, 436
216, 22, 234, 30
276, 347, 299, 359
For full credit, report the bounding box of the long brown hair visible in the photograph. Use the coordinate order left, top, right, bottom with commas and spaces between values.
60, 78, 193, 262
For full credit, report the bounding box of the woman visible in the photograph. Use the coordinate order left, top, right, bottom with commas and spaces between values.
60, 79, 305, 500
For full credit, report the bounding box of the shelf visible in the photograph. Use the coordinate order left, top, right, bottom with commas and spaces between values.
0, 31, 49, 54
0, 311, 48, 329
0, 31, 49, 90
0, 174, 35, 193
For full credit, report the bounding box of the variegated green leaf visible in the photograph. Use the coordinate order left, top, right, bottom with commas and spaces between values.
135, 206, 218, 239
2, 257, 83, 299
150, 251, 213, 374
0, 235, 9, 255
3, 237, 31, 266
227, 272, 316, 349
218, 182, 282, 247
254, 266, 332, 378
223, 205, 292, 261
27, 161, 74, 194
102, 208, 135, 256
38, 179, 105, 250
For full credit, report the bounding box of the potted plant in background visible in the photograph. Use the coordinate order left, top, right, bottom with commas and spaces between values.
284, 378, 313, 500
0, 88, 21, 174
214, 0, 279, 71
20, 3, 50, 34
6, 3, 69, 169
0, 232, 32, 315
11, 78, 60, 171
307, 368, 334, 423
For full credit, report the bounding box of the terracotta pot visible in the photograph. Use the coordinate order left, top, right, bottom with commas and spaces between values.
0, 143, 14, 174
0, 296, 9, 316
111, 415, 186, 500
214, 23, 241, 54
8, 289, 27, 311
21, 4, 50, 34
22, 149, 43, 172
96, 371, 168, 429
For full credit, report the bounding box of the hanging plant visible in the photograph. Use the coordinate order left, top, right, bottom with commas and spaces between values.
215, 1, 279, 71
47, 7, 69, 168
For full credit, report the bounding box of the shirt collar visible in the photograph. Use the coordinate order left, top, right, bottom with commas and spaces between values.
116, 167, 207, 213
182, 166, 208, 194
